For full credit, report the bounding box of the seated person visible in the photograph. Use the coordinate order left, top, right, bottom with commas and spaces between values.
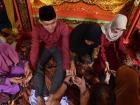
30, 5, 70, 104
70, 23, 102, 74
29, 75, 89, 105
89, 83, 116, 105
0, 42, 32, 95
115, 65, 140, 105
100, 14, 128, 72
72, 76, 115, 105
41, 76, 115, 105
94, 14, 128, 86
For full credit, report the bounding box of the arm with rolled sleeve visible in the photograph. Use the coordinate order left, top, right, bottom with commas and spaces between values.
30, 27, 40, 70
61, 23, 70, 71
100, 35, 107, 66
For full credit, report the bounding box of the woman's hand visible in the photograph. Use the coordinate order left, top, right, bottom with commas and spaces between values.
22, 73, 32, 87
72, 77, 87, 94
69, 60, 76, 76
10, 77, 23, 84
24, 62, 32, 78
22, 63, 32, 87
64, 75, 73, 85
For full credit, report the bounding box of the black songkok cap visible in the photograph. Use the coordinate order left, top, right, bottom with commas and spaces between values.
39, 5, 56, 21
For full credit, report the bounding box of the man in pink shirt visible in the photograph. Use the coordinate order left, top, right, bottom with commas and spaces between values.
30, 5, 70, 104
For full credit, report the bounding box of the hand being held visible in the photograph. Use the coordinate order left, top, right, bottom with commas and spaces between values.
10, 77, 23, 84
69, 61, 77, 76
64, 75, 73, 85
22, 62, 32, 87
72, 77, 87, 94
24, 62, 32, 78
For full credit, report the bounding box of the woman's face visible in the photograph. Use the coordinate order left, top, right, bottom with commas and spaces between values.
111, 27, 125, 34
85, 39, 95, 46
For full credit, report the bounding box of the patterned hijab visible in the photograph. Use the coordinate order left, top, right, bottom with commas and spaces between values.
101, 14, 127, 42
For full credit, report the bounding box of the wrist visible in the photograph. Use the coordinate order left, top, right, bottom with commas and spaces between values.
80, 87, 88, 95
63, 81, 69, 87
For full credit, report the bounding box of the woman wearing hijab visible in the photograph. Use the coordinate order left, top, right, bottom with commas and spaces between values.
70, 23, 102, 73
115, 65, 140, 105
0, 42, 32, 95
100, 14, 128, 72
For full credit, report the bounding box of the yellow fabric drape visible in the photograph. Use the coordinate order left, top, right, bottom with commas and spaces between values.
3, 0, 18, 33
31, 0, 53, 5
134, 0, 140, 7
36, 0, 130, 13
40, 0, 53, 5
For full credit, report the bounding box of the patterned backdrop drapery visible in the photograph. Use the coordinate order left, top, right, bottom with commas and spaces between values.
31, 1, 115, 26
30, 0, 135, 28
32, 0, 130, 13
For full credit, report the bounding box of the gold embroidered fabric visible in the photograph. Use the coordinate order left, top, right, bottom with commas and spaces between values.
94, 0, 130, 13
32, 0, 130, 13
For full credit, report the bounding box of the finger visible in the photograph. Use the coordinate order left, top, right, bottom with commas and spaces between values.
15, 77, 22, 80
82, 77, 85, 82
73, 81, 80, 86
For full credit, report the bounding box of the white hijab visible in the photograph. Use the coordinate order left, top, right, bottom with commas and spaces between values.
101, 14, 128, 42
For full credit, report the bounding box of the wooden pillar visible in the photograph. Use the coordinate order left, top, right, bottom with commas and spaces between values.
123, 6, 140, 44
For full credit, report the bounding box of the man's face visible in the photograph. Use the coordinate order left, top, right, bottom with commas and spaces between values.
40, 18, 57, 33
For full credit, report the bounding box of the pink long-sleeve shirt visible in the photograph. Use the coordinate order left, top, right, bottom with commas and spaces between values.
30, 21, 70, 70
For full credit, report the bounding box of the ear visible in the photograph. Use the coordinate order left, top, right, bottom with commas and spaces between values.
55, 17, 58, 20
39, 20, 42, 24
